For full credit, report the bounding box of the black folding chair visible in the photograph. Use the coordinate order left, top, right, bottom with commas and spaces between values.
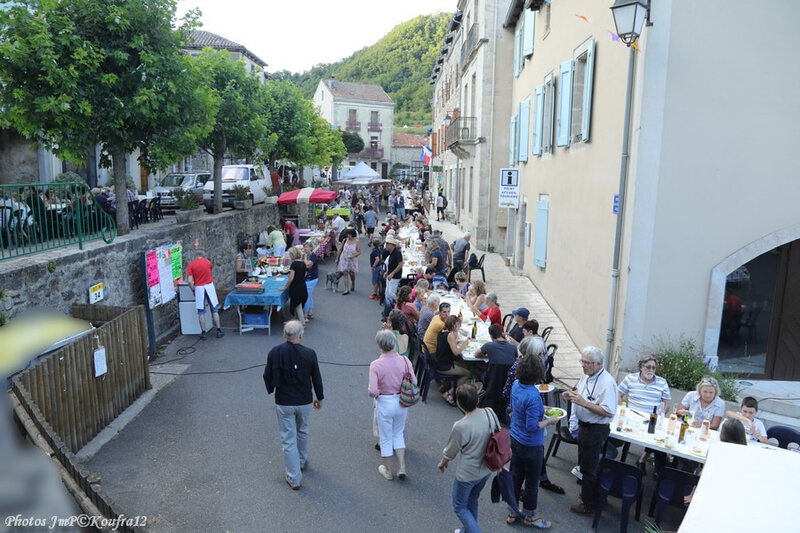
592, 459, 644, 533
648, 467, 699, 526
544, 388, 579, 464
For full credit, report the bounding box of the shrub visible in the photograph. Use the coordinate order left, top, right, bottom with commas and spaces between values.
651, 335, 741, 401
103, 174, 138, 193
173, 189, 200, 211
54, 171, 84, 183
231, 185, 250, 201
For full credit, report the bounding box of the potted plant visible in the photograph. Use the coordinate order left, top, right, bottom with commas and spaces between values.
263, 185, 278, 204
173, 189, 203, 223
232, 185, 252, 210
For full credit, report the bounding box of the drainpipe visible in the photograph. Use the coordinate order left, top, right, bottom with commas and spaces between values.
485, 0, 499, 251
605, 46, 636, 363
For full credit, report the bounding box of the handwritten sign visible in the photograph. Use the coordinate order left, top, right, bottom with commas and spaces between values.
144, 243, 183, 309
171, 245, 182, 281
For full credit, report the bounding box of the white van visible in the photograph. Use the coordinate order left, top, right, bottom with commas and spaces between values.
202, 165, 270, 211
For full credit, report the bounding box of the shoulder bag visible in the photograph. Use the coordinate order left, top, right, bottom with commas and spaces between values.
484, 408, 511, 471
399, 358, 420, 408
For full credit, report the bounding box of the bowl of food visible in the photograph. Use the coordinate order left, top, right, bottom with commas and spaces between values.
543, 407, 566, 420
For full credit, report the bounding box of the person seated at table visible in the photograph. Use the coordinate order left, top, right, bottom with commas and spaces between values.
434, 315, 472, 405
507, 308, 530, 342
683, 418, 747, 505
411, 279, 429, 311
395, 286, 419, 327
450, 271, 470, 298
479, 292, 502, 326
92, 187, 115, 217
466, 280, 487, 315
413, 266, 436, 287
427, 240, 447, 278
725, 396, 769, 443
423, 302, 451, 355
384, 309, 411, 358
677, 376, 725, 430
265, 225, 286, 257
417, 293, 439, 344
475, 324, 517, 422
507, 318, 542, 347
234, 242, 252, 285
616, 354, 672, 475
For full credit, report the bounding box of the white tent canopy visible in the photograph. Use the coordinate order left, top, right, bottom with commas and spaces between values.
341, 161, 379, 180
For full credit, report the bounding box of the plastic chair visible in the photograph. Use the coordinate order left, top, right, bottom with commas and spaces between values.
540, 326, 553, 344
419, 343, 458, 403
766, 425, 800, 449
544, 389, 579, 464
502, 313, 513, 332
543, 344, 557, 383
592, 459, 644, 533
469, 253, 486, 282
127, 201, 138, 229
647, 467, 699, 526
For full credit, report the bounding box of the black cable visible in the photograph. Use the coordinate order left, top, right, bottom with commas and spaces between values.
149, 358, 371, 377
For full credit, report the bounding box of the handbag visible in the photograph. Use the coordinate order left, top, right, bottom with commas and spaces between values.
399, 360, 420, 408
484, 408, 511, 471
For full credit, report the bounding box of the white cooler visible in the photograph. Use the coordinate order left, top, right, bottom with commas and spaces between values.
178, 283, 210, 335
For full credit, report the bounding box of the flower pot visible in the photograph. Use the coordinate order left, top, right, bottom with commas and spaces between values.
175, 208, 203, 224
264, 196, 278, 204
234, 199, 253, 210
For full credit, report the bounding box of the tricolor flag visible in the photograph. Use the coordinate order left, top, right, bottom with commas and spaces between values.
421, 145, 432, 165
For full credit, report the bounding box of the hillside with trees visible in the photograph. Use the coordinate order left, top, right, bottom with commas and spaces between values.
272, 13, 449, 127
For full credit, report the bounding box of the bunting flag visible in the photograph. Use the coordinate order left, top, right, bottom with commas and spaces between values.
420, 145, 432, 165
575, 13, 592, 24
607, 30, 620, 42
631, 41, 641, 52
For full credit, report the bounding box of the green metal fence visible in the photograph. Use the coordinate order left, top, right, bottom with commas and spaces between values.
0, 181, 116, 260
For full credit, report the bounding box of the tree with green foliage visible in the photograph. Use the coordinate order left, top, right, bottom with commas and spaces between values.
341, 130, 365, 155
263, 80, 344, 168
0, 0, 215, 235
191, 49, 276, 213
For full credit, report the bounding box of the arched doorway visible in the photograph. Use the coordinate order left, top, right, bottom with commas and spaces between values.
710, 235, 800, 379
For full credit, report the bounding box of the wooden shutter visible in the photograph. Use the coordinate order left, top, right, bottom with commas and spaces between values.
581, 38, 596, 142
557, 60, 573, 147
534, 199, 549, 268
522, 9, 535, 57
518, 99, 530, 162
532, 85, 544, 156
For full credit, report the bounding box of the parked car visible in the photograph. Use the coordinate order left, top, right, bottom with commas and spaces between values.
202, 165, 270, 211
153, 171, 211, 212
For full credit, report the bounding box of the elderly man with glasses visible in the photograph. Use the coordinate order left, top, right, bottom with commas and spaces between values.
562, 346, 618, 516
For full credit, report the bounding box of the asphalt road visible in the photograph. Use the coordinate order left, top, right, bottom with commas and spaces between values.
86, 236, 674, 532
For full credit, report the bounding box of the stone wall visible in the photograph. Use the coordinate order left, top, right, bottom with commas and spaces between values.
0, 204, 281, 341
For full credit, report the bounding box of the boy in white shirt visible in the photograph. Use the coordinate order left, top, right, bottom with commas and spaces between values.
725, 396, 768, 443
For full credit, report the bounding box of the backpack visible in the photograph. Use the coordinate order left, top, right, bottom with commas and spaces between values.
468, 253, 479, 269
442, 196, 448, 208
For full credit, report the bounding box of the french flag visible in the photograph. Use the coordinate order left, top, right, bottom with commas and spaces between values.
421, 145, 432, 165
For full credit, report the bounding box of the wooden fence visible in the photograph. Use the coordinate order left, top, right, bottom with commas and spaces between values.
11, 304, 151, 452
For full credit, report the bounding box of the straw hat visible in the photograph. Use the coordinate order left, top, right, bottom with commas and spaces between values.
385, 236, 398, 246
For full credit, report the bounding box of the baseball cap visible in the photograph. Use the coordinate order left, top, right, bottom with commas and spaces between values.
512, 308, 530, 319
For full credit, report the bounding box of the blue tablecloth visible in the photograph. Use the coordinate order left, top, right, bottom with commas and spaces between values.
223, 276, 289, 310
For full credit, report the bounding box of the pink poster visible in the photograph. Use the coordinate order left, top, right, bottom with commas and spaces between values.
146, 250, 159, 287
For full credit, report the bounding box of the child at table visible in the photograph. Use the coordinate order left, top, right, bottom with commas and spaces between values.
725, 396, 768, 443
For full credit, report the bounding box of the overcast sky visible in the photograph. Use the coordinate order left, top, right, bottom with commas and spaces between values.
175, 0, 457, 73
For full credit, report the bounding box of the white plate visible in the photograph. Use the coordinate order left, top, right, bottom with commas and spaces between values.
537, 384, 555, 394
543, 406, 567, 420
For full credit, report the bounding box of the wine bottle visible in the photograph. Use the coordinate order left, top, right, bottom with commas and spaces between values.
471, 322, 477, 339
647, 406, 658, 434
679, 416, 689, 443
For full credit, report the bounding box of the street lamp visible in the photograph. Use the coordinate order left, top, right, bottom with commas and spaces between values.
610, 0, 650, 46
443, 114, 452, 127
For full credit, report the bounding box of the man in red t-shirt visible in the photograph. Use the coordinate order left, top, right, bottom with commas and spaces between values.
187, 250, 223, 340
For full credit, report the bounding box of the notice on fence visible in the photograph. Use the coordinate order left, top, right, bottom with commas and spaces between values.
144, 243, 183, 309
94, 346, 107, 377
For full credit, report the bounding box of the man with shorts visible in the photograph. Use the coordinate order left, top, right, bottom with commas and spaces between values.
186, 250, 224, 340
364, 204, 378, 238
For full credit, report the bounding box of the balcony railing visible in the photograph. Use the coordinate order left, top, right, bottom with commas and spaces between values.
460, 23, 480, 69
445, 117, 477, 148
367, 122, 383, 132
357, 146, 384, 159
345, 121, 361, 131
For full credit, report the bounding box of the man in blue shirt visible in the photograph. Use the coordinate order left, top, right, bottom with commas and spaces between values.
364, 204, 378, 238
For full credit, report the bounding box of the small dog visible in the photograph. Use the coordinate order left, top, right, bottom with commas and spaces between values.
326, 271, 344, 292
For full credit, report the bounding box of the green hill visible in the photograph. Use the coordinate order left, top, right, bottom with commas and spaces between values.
271, 13, 450, 127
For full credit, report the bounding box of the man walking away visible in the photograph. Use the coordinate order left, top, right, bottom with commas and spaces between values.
186, 250, 224, 340
263, 320, 324, 490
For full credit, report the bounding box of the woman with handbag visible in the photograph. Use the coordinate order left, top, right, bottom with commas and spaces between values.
437, 384, 498, 533
507, 355, 559, 529
369, 329, 417, 481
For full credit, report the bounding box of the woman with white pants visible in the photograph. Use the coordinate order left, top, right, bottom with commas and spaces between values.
368, 329, 417, 480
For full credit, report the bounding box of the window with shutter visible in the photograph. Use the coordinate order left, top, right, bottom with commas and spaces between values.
571, 38, 596, 144
509, 116, 517, 165
557, 60, 573, 147
534, 199, 549, 268
532, 85, 544, 156
542, 72, 555, 154
518, 99, 530, 162
514, 28, 522, 77
522, 9, 535, 57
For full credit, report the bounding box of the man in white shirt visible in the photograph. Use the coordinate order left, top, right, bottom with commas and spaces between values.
563, 346, 618, 516
331, 213, 346, 236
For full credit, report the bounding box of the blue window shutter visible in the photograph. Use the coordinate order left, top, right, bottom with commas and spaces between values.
522, 9, 535, 57
509, 116, 517, 165
532, 85, 544, 156
534, 199, 549, 268
518, 99, 530, 162
556, 60, 573, 147
581, 38, 596, 142
514, 29, 522, 77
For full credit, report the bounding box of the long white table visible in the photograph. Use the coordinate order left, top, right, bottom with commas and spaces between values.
608, 407, 772, 464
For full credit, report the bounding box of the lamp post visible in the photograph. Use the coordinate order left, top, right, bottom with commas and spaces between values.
605, 0, 651, 362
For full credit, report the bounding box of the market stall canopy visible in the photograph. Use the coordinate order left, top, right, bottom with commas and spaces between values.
349, 177, 392, 186
679, 441, 800, 532
277, 187, 337, 206
341, 161, 379, 180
